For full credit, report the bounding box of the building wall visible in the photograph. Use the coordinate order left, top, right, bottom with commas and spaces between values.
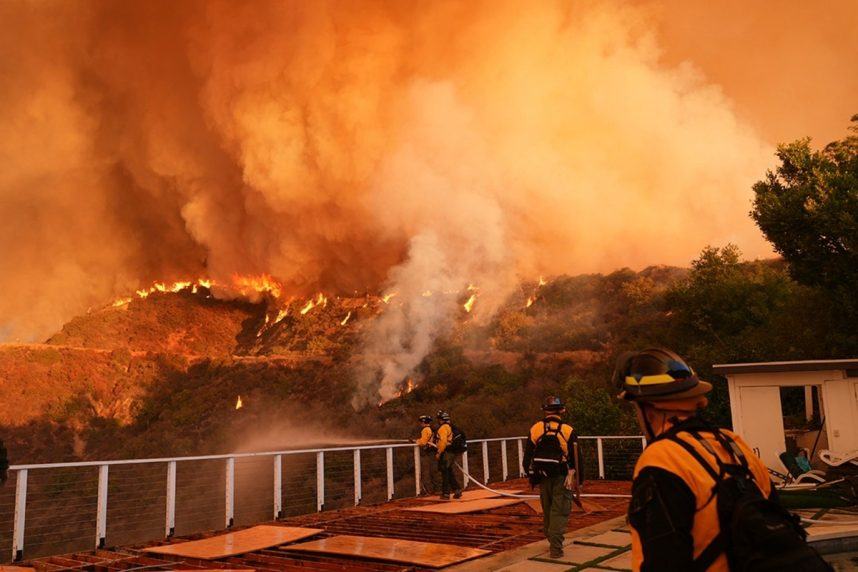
727, 369, 853, 471
822, 378, 858, 453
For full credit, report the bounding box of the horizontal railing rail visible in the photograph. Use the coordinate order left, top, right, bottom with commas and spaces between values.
3, 435, 644, 562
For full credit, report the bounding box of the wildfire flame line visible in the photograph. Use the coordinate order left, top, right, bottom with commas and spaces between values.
341, 311, 352, 326
133, 278, 214, 300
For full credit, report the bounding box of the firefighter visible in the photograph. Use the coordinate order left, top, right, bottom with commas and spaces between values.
414, 415, 438, 494
435, 411, 463, 500
523, 396, 578, 560
616, 348, 829, 572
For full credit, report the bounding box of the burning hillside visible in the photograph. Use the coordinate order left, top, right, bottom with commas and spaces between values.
47, 276, 491, 360
0, 267, 689, 462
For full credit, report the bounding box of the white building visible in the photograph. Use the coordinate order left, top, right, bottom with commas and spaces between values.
713, 359, 858, 471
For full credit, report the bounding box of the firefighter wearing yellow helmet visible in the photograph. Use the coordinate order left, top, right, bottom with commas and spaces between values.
616, 348, 830, 572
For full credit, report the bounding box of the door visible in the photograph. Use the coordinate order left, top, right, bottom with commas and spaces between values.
738, 386, 785, 471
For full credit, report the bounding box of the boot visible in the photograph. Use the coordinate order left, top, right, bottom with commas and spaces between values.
440, 493, 451, 500
453, 489, 463, 499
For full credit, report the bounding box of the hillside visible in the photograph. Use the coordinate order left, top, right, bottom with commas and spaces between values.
0, 267, 687, 463
4, 251, 852, 465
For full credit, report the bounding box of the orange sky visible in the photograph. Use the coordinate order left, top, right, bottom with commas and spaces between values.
0, 0, 855, 343
644, 0, 858, 144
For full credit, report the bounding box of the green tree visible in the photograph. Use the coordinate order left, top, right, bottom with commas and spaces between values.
751, 115, 858, 315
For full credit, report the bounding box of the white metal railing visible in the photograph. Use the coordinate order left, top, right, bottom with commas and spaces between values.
5, 435, 644, 562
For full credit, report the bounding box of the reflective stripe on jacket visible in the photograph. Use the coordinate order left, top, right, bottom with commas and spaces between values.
523, 415, 576, 471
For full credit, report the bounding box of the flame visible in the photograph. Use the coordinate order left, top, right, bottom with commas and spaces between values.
299, 299, 315, 315
235, 395, 243, 409
467, 284, 479, 292
463, 293, 477, 313
405, 378, 415, 393
112, 297, 131, 308
316, 292, 328, 307
382, 292, 397, 304
525, 296, 535, 308
275, 308, 289, 323
132, 278, 214, 300
233, 274, 282, 298
538, 276, 547, 287
340, 311, 352, 326
421, 290, 433, 297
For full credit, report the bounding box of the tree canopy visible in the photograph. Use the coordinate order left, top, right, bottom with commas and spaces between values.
752, 116, 858, 316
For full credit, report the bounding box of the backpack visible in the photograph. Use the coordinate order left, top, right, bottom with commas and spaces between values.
447, 423, 468, 454
669, 429, 832, 572
531, 421, 569, 478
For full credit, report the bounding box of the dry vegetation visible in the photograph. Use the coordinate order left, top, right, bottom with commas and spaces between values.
2, 250, 853, 465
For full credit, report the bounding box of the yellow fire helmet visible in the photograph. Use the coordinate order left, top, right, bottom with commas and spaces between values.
614, 348, 712, 402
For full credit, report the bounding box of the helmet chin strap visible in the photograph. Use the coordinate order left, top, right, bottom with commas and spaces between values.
636, 403, 658, 442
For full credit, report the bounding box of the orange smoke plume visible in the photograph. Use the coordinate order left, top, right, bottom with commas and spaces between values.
2, 0, 853, 364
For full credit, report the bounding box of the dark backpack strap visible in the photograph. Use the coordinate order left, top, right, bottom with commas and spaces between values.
692, 534, 725, 572
711, 430, 750, 471
667, 433, 720, 483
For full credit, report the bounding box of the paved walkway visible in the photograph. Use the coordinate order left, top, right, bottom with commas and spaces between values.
497, 523, 632, 572
450, 514, 632, 572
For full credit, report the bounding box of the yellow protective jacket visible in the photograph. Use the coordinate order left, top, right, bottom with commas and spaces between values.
436, 423, 452, 454
523, 415, 576, 472
416, 426, 434, 447
630, 420, 773, 572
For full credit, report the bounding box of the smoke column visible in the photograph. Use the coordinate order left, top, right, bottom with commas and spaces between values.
2, 0, 852, 395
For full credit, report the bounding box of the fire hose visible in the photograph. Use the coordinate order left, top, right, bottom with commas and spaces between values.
452, 441, 631, 499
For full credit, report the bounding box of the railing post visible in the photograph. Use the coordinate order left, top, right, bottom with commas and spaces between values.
386, 447, 394, 501
462, 450, 469, 488
517, 438, 524, 476
413, 446, 421, 496
597, 438, 605, 479
12, 469, 27, 561
641, 436, 647, 450
225, 457, 235, 528
501, 440, 508, 481
353, 449, 361, 506
96, 465, 109, 548
481, 441, 489, 484
273, 455, 282, 519
316, 452, 325, 511
165, 461, 176, 537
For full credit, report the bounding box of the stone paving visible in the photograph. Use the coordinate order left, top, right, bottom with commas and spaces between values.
497, 525, 633, 572
488, 504, 858, 571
